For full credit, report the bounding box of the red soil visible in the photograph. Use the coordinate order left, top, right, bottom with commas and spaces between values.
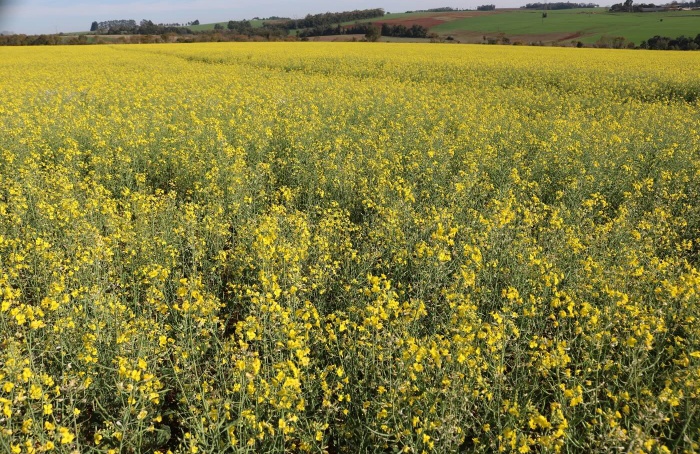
371, 10, 504, 29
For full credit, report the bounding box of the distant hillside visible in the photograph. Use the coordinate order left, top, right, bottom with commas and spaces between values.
185, 7, 700, 45
13, 5, 700, 47
342, 8, 700, 45
187, 19, 267, 31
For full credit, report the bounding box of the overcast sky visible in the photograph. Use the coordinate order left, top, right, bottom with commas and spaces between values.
0, 0, 544, 35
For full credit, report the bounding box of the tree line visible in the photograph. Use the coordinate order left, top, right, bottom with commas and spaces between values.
609, 0, 699, 11
404, 7, 467, 12
0, 7, 453, 45
293, 22, 429, 39
278, 9, 385, 30
88, 19, 193, 35
0, 34, 81, 45
522, 2, 599, 9
379, 23, 430, 38
209, 20, 288, 39
90, 19, 136, 31
640, 33, 700, 50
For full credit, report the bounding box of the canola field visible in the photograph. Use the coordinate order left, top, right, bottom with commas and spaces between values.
1, 43, 700, 453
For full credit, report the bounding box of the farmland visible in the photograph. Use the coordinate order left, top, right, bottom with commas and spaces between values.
186, 19, 268, 31
68, 8, 700, 46
347, 8, 700, 44
1, 43, 700, 453
426, 8, 700, 44
191, 8, 700, 45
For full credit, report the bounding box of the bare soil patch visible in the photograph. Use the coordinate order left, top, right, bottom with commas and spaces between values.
448, 29, 592, 44
374, 10, 506, 29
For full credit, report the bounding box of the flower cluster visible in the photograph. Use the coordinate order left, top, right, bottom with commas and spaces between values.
0, 42, 699, 452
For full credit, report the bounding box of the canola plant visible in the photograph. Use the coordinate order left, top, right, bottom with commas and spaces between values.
0, 43, 699, 453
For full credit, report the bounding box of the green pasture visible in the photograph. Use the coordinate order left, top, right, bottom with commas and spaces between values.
339, 11, 438, 25
329, 8, 700, 45
70, 8, 698, 44
430, 8, 700, 44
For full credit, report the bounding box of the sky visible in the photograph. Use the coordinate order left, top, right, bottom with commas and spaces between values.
0, 0, 535, 35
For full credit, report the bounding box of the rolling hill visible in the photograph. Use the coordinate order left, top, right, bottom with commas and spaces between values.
196, 8, 700, 46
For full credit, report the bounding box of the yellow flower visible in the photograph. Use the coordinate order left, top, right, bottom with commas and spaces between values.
29, 384, 42, 399
58, 426, 75, 444
21, 368, 33, 382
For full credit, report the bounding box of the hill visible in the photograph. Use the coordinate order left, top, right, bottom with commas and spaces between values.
431, 8, 700, 45
186, 19, 268, 31
194, 8, 700, 45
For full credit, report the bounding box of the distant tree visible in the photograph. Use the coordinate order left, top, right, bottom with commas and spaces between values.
96, 19, 137, 33
32, 34, 62, 45
523, 2, 598, 8
280, 9, 384, 30
192, 19, 200, 25
90, 21, 98, 32
138, 19, 156, 34
640, 33, 700, 50
408, 7, 458, 12
611, 36, 627, 48
214, 23, 224, 30
644, 34, 670, 49
477, 4, 496, 10
227, 20, 253, 33
379, 23, 429, 38
365, 24, 381, 42
624, 0, 634, 11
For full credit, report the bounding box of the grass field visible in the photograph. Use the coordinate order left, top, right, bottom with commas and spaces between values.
428, 8, 700, 44
191, 8, 700, 44
1, 43, 699, 453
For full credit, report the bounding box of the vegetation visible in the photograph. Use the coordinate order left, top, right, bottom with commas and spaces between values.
293, 22, 429, 40
380, 24, 430, 38
640, 33, 700, 49
279, 9, 385, 30
365, 25, 381, 42
428, 8, 700, 46
5, 6, 700, 47
609, 0, 699, 11
226, 20, 253, 34
522, 2, 599, 9
404, 7, 466, 12
92, 19, 137, 31
80, 19, 193, 36
1, 42, 700, 453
